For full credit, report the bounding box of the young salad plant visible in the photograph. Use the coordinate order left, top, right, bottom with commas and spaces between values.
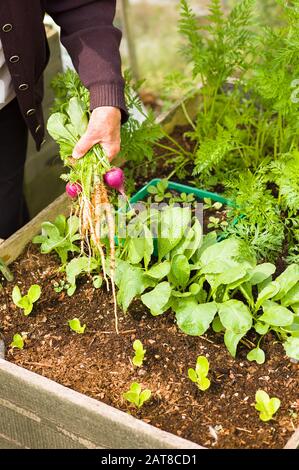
123, 382, 151, 409
255, 390, 281, 422
132, 340, 146, 367
65, 256, 98, 296
188, 356, 211, 391
33, 215, 80, 264
12, 285, 41, 316
68, 318, 86, 334
10, 333, 25, 350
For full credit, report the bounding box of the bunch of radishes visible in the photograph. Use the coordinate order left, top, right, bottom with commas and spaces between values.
66, 167, 125, 199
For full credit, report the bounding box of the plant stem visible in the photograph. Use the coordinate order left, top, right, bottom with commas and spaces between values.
181, 101, 196, 131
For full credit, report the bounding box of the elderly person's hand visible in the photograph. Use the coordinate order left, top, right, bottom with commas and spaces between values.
72, 106, 121, 161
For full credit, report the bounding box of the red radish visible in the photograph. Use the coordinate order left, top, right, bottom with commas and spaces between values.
104, 167, 125, 195
66, 182, 82, 199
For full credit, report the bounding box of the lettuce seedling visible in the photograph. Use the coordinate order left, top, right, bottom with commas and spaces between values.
132, 339, 146, 367
10, 333, 24, 350
12, 285, 41, 316
68, 318, 86, 334
123, 382, 151, 408
188, 356, 211, 391
255, 390, 281, 422
33, 215, 80, 264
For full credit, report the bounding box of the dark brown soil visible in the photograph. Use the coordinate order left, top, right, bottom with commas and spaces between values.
0, 244, 298, 449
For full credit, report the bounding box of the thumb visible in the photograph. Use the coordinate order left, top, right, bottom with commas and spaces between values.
101, 141, 121, 162
72, 131, 96, 159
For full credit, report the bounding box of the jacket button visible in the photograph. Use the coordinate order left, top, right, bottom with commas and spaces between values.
19, 83, 29, 91
2, 24, 13, 32
35, 124, 42, 133
26, 108, 36, 117
9, 55, 20, 63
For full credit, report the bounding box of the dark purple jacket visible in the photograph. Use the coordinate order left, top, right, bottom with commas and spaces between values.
0, 0, 127, 149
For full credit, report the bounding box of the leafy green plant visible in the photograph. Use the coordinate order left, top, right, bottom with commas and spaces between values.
203, 198, 223, 211
207, 216, 228, 230
224, 169, 285, 262
158, 0, 299, 263
65, 256, 98, 296
53, 279, 67, 293
255, 390, 281, 422
92, 275, 103, 289
68, 318, 86, 334
10, 333, 24, 350
33, 215, 80, 264
123, 382, 151, 408
132, 340, 146, 367
116, 203, 299, 362
188, 356, 211, 391
147, 179, 172, 202
12, 285, 41, 316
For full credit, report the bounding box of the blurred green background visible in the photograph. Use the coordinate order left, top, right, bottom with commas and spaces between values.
116, 0, 284, 109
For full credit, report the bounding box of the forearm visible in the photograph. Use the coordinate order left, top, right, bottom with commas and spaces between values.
45, 0, 128, 120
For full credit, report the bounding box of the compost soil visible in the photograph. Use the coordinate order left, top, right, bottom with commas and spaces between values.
0, 244, 298, 449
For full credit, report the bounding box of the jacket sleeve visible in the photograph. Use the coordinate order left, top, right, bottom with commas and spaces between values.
45, 0, 128, 122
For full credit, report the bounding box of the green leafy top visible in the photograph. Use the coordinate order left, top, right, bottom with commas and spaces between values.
68, 318, 86, 334
33, 215, 80, 264
10, 333, 24, 350
255, 390, 281, 422
12, 285, 41, 316
188, 356, 211, 391
132, 340, 146, 367
123, 382, 152, 409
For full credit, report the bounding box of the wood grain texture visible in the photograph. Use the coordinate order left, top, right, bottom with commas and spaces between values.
0, 359, 202, 449
0, 194, 70, 265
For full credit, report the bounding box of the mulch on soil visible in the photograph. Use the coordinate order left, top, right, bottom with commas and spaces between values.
0, 243, 298, 449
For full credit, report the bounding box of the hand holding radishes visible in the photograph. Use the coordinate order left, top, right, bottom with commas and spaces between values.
47, 78, 126, 334
72, 106, 121, 162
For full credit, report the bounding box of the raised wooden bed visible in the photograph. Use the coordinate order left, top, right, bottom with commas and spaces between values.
0, 95, 298, 449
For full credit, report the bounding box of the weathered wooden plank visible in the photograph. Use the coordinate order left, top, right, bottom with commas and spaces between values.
0, 359, 202, 449
156, 92, 201, 134
284, 428, 299, 449
0, 194, 70, 265
0, 433, 26, 449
